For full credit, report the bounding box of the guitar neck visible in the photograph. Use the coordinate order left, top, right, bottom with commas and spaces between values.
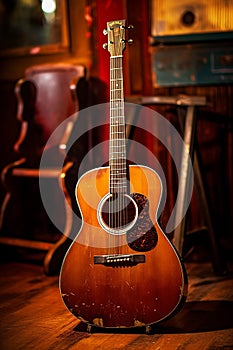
109, 56, 127, 195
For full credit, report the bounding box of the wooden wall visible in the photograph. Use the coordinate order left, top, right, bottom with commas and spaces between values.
0, 0, 232, 248
93, 0, 233, 243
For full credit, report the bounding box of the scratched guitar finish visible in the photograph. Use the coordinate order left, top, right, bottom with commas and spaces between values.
59, 19, 188, 330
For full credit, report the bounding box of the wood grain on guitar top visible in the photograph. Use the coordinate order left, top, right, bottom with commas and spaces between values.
59, 165, 188, 329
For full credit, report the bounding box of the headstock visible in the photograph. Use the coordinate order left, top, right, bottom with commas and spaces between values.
103, 19, 133, 56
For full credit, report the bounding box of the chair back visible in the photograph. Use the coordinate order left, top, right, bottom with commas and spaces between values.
15, 63, 85, 164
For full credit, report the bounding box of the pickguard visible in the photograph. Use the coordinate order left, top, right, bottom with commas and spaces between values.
127, 193, 158, 252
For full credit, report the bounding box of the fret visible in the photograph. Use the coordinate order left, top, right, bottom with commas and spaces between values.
110, 185, 127, 190
110, 147, 125, 151
110, 83, 123, 90
110, 180, 127, 184
110, 180, 127, 185
110, 100, 124, 102
110, 158, 126, 162
110, 180, 127, 186
110, 108, 124, 111
110, 104, 124, 108
110, 116, 124, 119
110, 173, 127, 179
111, 78, 123, 81
110, 67, 122, 71
110, 131, 125, 135
110, 125, 125, 131
110, 165, 126, 168
110, 136, 125, 140
110, 169, 127, 175
110, 154, 126, 160
111, 176, 127, 181
110, 121, 124, 126
110, 126, 125, 131
110, 124, 124, 128
110, 154, 126, 159
110, 88, 123, 92
110, 139, 125, 143
110, 172, 127, 178
110, 144, 126, 149
110, 66, 122, 70
110, 147, 126, 153
110, 177, 127, 183
110, 119, 125, 125
110, 176, 127, 181
110, 159, 126, 164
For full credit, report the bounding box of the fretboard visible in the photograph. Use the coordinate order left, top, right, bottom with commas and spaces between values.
109, 56, 127, 194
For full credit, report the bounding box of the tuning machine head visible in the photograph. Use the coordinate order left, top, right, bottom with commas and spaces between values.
121, 38, 133, 44
103, 20, 134, 55
121, 24, 134, 30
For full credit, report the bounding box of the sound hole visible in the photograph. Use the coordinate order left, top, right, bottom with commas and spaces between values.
98, 193, 138, 234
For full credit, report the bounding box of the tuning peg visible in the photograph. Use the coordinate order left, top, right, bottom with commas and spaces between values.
103, 43, 108, 49
121, 24, 134, 29
103, 29, 108, 35
121, 39, 133, 44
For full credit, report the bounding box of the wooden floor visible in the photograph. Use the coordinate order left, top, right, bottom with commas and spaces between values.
0, 249, 233, 350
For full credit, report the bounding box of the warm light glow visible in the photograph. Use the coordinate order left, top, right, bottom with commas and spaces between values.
59, 144, 67, 150
41, 0, 56, 14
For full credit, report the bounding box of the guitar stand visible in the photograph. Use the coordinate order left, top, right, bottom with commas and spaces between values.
126, 95, 227, 276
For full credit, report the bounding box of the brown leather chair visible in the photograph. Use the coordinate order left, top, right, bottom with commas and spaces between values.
0, 63, 85, 274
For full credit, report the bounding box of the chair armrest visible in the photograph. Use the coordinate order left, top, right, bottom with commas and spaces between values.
14, 78, 36, 154
13, 121, 28, 153
1, 158, 26, 187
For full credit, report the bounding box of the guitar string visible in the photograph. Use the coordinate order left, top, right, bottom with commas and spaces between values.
111, 56, 123, 255
110, 55, 116, 254
116, 55, 121, 256
114, 55, 127, 255
110, 30, 129, 255
115, 55, 120, 255
118, 54, 124, 255
118, 54, 127, 248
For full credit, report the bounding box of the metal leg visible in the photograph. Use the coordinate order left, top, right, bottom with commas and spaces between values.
173, 106, 196, 255
173, 106, 227, 275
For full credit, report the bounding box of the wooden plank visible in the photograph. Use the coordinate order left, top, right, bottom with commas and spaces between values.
0, 261, 233, 349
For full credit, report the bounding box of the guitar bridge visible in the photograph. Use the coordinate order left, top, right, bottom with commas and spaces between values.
94, 254, 145, 267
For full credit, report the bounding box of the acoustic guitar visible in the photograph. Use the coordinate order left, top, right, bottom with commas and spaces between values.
59, 19, 188, 331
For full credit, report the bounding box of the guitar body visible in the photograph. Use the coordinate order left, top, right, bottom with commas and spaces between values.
59, 164, 187, 329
